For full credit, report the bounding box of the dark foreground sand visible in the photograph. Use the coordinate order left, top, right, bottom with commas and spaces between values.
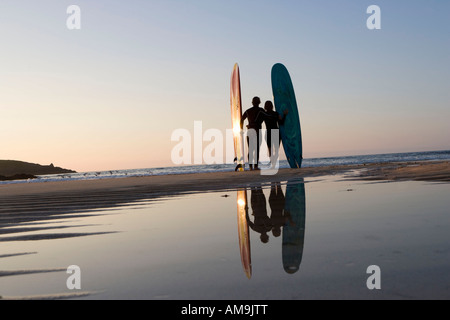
1, 161, 449, 199
1, 160, 449, 300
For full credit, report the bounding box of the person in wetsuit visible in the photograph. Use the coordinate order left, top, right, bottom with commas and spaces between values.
263, 101, 288, 160
241, 97, 266, 170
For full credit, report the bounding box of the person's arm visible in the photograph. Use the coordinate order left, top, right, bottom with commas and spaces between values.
256, 109, 276, 124
246, 208, 255, 229
240, 111, 247, 129
278, 110, 288, 125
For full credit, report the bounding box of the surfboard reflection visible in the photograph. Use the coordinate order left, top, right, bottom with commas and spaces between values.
282, 180, 306, 274
236, 179, 306, 278
237, 189, 252, 279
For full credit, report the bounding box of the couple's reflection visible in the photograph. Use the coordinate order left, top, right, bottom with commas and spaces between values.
236, 179, 306, 278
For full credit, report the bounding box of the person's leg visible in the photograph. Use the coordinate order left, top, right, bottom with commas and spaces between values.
255, 130, 261, 170
246, 135, 252, 170
247, 129, 258, 170
266, 130, 272, 157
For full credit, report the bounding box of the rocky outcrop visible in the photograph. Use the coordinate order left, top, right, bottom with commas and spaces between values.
0, 160, 76, 180
0, 173, 38, 181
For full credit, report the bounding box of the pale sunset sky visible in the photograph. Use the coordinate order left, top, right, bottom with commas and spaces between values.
1, 1, 449, 172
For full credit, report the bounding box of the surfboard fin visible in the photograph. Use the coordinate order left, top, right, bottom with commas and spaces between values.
233, 157, 238, 163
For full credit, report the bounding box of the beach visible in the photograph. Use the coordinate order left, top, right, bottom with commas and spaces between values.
1, 161, 449, 199
1, 160, 449, 300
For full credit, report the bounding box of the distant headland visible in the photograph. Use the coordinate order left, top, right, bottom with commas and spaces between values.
0, 160, 76, 181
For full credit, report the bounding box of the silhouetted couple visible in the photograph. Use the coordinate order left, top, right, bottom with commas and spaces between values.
241, 97, 287, 170
246, 182, 292, 244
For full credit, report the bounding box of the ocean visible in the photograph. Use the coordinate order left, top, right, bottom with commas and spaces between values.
2, 150, 449, 185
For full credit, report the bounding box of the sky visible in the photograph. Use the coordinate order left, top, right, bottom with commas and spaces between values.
1, 0, 449, 172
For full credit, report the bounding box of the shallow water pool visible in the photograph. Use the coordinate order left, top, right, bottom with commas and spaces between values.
1, 176, 449, 299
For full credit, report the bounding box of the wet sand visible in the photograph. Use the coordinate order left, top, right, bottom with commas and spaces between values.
355, 160, 450, 182
1, 160, 449, 300
1, 161, 449, 200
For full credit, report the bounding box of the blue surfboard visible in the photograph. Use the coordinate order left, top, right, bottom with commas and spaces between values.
282, 179, 306, 274
271, 63, 303, 168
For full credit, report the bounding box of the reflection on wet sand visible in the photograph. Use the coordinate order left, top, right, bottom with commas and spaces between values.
3, 177, 307, 297
0, 185, 177, 242
0, 252, 96, 299
248, 185, 271, 244
282, 180, 306, 274
237, 189, 251, 279
0, 189, 153, 299
237, 179, 306, 278
0, 291, 96, 300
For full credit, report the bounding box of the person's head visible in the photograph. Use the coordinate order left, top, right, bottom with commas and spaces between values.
264, 101, 274, 112
252, 96, 261, 107
272, 226, 281, 237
